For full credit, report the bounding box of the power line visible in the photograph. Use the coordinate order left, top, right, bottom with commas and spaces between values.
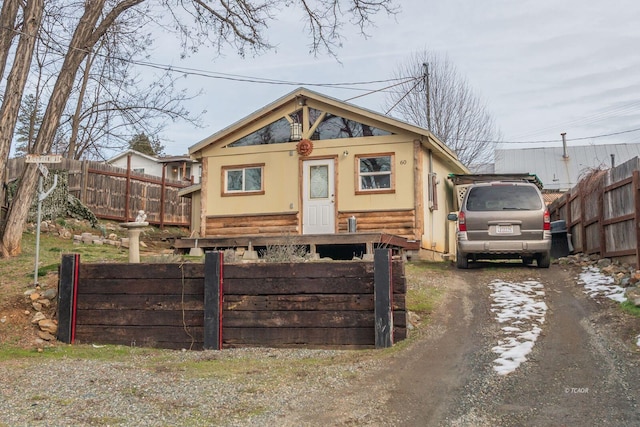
460, 126, 640, 145
4, 25, 640, 147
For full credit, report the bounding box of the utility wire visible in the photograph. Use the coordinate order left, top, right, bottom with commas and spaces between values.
4, 24, 640, 146
460, 126, 640, 145
383, 77, 422, 115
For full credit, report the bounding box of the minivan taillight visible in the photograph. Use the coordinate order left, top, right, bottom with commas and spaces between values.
543, 209, 551, 231
458, 211, 467, 232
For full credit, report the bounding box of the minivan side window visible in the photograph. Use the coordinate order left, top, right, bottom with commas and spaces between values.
466, 185, 542, 211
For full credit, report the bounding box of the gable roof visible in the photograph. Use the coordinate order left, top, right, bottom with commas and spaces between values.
189, 87, 467, 172
107, 149, 158, 164
495, 143, 640, 190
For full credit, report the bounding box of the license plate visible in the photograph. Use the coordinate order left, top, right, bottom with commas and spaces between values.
496, 225, 513, 234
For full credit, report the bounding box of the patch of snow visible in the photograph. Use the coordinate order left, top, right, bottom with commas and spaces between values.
637, 335, 640, 348
578, 266, 627, 303
489, 280, 547, 376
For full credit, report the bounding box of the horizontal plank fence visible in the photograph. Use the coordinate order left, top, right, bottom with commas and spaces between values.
548, 156, 640, 266
57, 250, 407, 350
5, 157, 191, 227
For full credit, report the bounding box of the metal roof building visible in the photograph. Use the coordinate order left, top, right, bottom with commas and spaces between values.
494, 143, 640, 190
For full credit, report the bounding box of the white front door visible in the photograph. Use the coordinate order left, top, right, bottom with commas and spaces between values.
302, 159, 335, 234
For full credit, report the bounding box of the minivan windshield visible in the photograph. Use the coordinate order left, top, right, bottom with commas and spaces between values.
465, 185, 542, 211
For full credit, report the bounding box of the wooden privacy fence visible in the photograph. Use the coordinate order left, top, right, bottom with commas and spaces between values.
5, 157, 191, 227
548, 157, 640, 266
57, 250, 406, 350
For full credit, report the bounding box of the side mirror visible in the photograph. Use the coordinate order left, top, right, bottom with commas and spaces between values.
447, 213, 458, 221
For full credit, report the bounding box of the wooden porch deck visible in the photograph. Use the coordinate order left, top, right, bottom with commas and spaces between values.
171, 232, 420, 256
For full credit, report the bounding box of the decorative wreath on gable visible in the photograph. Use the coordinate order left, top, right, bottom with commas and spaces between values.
296, 138, 314, 156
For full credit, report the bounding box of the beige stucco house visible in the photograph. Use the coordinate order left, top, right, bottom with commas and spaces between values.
179, 88, 468, 259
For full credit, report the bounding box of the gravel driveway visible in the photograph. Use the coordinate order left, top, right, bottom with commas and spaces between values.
1, 262, 639, 426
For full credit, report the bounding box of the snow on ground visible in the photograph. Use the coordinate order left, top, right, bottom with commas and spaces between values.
577, 266, 627, 303
488, 279, 547, 375
577, 266, 639, 348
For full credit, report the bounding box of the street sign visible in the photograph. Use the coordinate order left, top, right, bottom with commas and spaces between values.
25, 154, 62, 163
37, 163, 49, 179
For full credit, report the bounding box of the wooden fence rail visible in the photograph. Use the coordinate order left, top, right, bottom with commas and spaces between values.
4, 157, 191, 227
57, 250, 407, 350
548, 157, 640, 266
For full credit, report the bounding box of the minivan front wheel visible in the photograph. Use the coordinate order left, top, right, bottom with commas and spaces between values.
537, 252, 551, 268
456, 252, 468, 269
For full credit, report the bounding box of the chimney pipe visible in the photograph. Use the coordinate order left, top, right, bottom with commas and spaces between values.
561, 133, 568, 159
611, 154, 615, 168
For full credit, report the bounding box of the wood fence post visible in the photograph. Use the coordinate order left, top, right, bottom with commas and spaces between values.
599, 176, 606, 257
634, 171, 640, 268
204, 251, 223, 350
125, 154, 132, 222
57, 254, 80, 344
580, 186, 587, 253
160, 165, 166, 229
80, 160, 89, 204
374, 248, 393, 348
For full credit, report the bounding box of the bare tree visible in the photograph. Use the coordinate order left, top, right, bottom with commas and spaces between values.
0, 0, 398, 257
1, 0, 145, 257
60, 9, 201, 160
384, 50, 500, 167
0, 0, 43, 207
0, 0, 21, 81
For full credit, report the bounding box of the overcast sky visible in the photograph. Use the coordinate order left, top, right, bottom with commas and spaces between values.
147, 0, 640, 156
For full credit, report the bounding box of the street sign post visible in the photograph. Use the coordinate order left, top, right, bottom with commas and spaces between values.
30, 154, 61, 285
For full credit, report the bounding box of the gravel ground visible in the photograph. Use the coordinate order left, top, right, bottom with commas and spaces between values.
0, 347, 386, 426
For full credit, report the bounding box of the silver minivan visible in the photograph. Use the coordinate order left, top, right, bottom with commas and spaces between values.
447, 181, 551, 269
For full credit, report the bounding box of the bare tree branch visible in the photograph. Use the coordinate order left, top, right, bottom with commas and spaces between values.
384, 50, 501, 168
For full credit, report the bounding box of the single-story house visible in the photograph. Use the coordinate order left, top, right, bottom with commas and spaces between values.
177, 87, 469, 259
107, 150, 201, 183
107, 149, 162, 176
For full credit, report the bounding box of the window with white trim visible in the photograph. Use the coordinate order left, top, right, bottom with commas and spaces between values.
223, 164, 264, 195
356, 154, 394, 193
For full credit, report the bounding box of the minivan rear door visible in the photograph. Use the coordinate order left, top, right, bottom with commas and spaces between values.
463, 184, 545, 241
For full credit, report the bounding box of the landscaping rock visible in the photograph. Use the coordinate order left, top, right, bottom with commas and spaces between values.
37, 330, 56, 341
42, 288, 57, 300
31, 312, 46, 324
38, 319, 57, 334
625, 287, 640, 307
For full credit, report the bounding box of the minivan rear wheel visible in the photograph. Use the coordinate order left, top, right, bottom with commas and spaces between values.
456, 252, 468, 269
537, 252, 551, 268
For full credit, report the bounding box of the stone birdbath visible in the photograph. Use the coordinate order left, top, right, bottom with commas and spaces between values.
120, 210, 148, 263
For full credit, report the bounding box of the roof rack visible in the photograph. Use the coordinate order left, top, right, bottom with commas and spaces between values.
447, 173, 543, 189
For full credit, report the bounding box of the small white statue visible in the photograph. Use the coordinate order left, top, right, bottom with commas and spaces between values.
135, 210, 147, 223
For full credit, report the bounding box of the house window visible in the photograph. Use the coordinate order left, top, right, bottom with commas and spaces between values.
310, 109, 393, 140
222, 164, 264, 195
356, 154, 394, 194
133, 168, 145, 174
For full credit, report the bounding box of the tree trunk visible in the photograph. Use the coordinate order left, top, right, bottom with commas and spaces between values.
0, 0, 20, 81
0, 0, 43, 213
67, 53, 94, 159
0, 0, 144, 257
0, 164, 38, 257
